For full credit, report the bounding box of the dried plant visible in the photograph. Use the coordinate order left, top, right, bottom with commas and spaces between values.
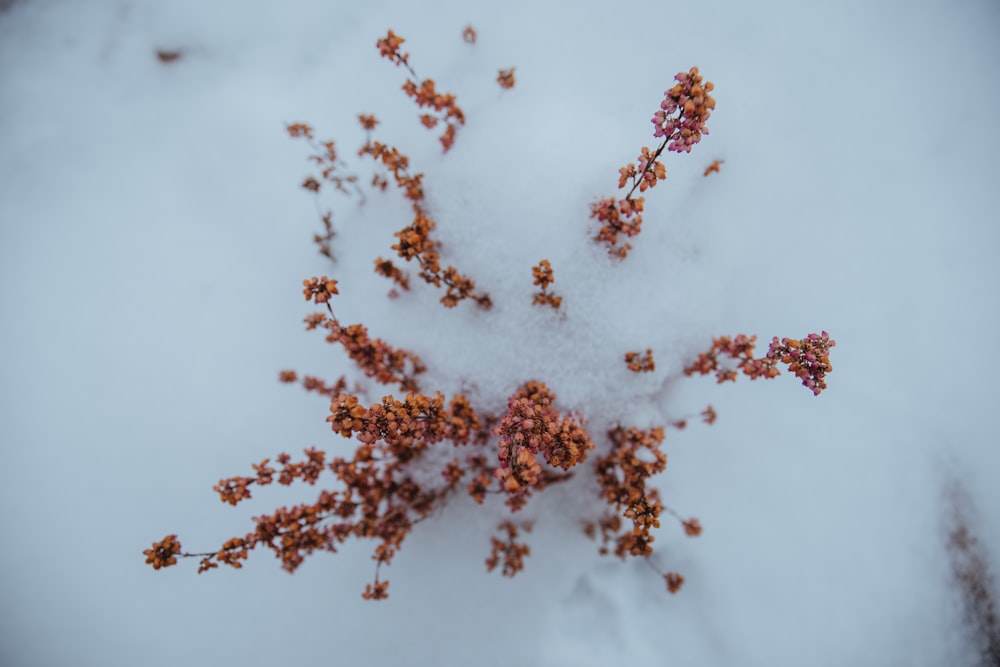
592, 67, 715, 258
144, 27, 835, 601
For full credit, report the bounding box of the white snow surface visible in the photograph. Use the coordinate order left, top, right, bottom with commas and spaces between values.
1, 0, 999, 665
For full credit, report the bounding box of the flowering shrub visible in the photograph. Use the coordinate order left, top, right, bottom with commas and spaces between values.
144, 28, 835, 600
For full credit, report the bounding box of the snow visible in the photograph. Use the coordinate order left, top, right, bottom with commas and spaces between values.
1, 0, 998, 665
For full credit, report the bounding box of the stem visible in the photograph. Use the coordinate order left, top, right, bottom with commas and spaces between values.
624, 134, 671, 201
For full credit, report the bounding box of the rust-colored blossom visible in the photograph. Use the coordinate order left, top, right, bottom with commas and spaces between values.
497, 68, 516, 89
702, 405, 717, 425
144, 535, 181, 570
486, 521, 532, 576
682, 518, 703, 537
302, 276, 339, 306
531, 260, 562, 309
286, 123, 314, 139
376, 30, 465, 151
625, 349, 655, 373
376, 30, 407, 65
358, 139, 490, 308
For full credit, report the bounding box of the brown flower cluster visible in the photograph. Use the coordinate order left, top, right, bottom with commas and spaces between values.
358, 138, 424, 204
376, 29, 408, 65
590, 193, 645, 260
279, 369, 349, 398
497, 68, 516, 90
580, 423, 702, 591
462, 26, 477, 45
201, 441, 432, 580
359, 134, 491, 309
620, 146, 669, 195
493, 381, 594, 511
664, 571, 685, 594
304, 310, 425, 392
593, 427, 667, 558
288, 34, 494, 309
212, 447, 328, 507
591, 145, 667, 258
684, 332, 836, 396
531, 260, 562, 309
625, 349, 655, 373
592, 67, 714, 259
144, 534, 181, 570
155, 385, 492, 596
287, 120, 490, 309
302, 276, 339, 307
374, 257, 411, 293
151, 275, 728, 600
327, 391, 481, 448
286, 122, 314, 139
703, 159, 724, 177
702, 404, 717, 425
684, 333, 765, 383
682, 518, 703, 536
376, 30, 465, 152
486, 520, 533, 577
363, 580, 390, 600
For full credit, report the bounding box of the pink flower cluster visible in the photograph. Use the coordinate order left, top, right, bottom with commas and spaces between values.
651, 67, 716, 154
592, 67, 713, 258
765, 331, 836, 396
493, 382, 595, 511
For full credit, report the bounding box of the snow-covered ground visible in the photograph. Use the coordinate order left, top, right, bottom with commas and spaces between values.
1, 0, 998, 665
